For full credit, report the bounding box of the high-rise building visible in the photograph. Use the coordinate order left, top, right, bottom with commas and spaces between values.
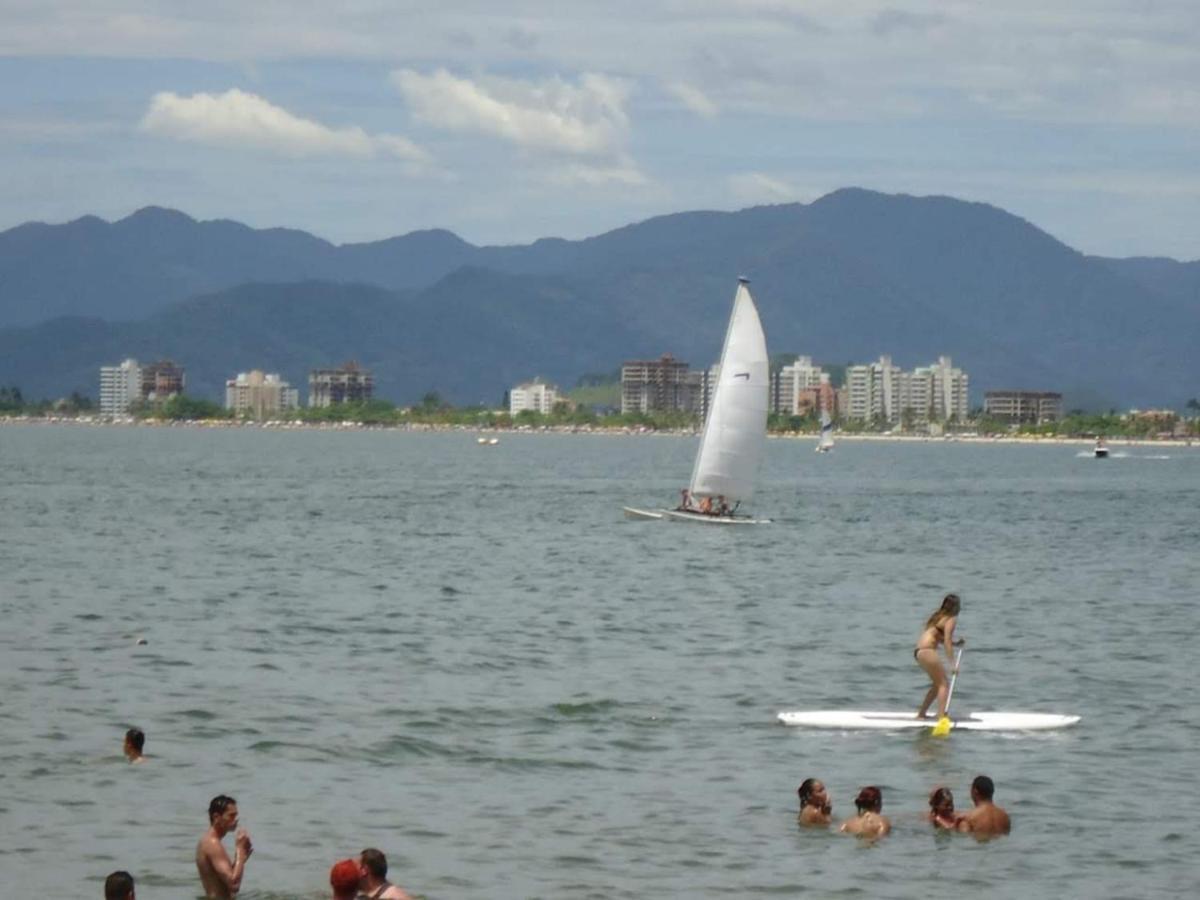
140, 360, 185, 404
844, 355, 904, 423
844, 355, 968, 426
225, 370, 300, 418
509, 378, 560, 414
773, 356, 827, 415
984, 391, 1062, 425
99, 358, 143, 415
309, 362, 374, 407
908, 356, 969, 424
620, 354, 699, 415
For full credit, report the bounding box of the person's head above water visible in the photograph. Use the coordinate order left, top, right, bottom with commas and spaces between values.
797, 778, 823, 808
929, 786, 954, 813
972, 775, 995, 801
124, 728, 145, 757
854, 786, 882, 814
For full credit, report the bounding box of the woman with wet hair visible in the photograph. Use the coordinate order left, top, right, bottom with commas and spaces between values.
928, 786, 958, 828
797, 778, 832, 826
840, 786, 891, 838
915, 593, 963, 719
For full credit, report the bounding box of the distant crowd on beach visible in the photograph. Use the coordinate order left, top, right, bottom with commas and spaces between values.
797, 775, 1011, 841
107, 730, 413, 899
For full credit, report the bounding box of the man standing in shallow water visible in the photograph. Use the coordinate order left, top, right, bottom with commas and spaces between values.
954, 775, 1011, 837
358, 848, 413, 899
195, 794, 253, 898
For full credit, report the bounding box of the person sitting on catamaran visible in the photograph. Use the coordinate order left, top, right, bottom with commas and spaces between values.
797, 778, 832, 826
716, 495, 730, 516
915, 593, 963, 720
698, 495, 713, 514
839, 786, 890, 839
678, 488, 692, 511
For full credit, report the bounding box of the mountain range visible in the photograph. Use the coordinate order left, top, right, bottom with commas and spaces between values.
1, 188, 1196, 409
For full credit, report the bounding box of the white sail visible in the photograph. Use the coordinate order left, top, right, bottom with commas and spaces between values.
817, 410, 834, 451
688, 280, 769, 504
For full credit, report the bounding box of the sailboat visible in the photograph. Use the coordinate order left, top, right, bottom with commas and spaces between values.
623, 278, 770, 525
815, 409, 834, 453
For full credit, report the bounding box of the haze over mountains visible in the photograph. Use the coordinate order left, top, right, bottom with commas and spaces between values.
1, 188, 1196, 409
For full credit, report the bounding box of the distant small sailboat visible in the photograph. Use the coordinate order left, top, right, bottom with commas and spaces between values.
623, 278, 770, 525
1094, 437, 1108, 459
815, 409, 834, 453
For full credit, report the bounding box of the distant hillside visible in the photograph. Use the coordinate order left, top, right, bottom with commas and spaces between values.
1, 189, 1197, 408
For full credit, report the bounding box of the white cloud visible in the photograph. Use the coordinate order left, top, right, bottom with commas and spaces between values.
391, 68, 632, 157
547, 158, 649, 187
664, 81, 718, 118
140, 89, 431, 166
728, 171, 798, 204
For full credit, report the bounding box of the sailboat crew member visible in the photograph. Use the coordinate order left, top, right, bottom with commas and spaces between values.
915, 593, 963, 720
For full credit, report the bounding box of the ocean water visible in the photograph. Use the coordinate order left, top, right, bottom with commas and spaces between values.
1, 425, 1198, 899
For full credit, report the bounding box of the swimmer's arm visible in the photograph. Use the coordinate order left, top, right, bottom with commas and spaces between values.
943, 617, 957, 667
206, 842, 247, 894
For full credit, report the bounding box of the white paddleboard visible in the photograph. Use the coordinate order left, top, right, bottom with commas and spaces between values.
777, 710, 1080, 732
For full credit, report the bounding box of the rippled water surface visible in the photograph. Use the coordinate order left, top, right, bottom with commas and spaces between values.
2, 426, 1198, 898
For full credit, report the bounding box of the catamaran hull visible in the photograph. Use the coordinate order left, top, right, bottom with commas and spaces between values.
777, 710, 1080, 732
662, 509, 770, 525
622, 507, 666, 520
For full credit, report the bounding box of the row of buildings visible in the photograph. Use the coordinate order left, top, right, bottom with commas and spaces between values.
99, 359, 375, 417
511, 352, 1065, 427
609, 353, 975, 425
513, 354, 1065, 426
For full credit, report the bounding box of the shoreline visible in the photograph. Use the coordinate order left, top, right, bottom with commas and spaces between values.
2, 414, 1194, 448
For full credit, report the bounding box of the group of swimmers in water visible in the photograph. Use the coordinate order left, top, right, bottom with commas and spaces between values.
797, 775, 1012, 840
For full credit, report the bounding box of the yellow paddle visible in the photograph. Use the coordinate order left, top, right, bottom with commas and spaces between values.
931, 647, 964, 737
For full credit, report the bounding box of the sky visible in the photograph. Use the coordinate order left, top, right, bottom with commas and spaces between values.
2, 1, 1199, 259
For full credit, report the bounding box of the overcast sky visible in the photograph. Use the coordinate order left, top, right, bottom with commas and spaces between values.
2, 1, 1198, 258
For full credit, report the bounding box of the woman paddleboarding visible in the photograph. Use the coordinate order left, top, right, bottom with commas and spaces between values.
915, 593, 963, 720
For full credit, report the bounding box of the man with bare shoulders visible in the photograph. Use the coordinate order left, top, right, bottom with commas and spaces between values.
196, 794, 253, 898
956, 775, 1011, 838
358, 848, 413, 899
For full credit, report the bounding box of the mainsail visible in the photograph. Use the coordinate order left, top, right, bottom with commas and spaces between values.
818, 410, 834, 451
688, 279, 769, 504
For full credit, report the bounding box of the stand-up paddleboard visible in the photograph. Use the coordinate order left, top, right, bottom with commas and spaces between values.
777, 710, 1080, 731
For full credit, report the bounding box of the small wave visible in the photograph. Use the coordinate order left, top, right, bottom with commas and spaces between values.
553, 699, 621, 717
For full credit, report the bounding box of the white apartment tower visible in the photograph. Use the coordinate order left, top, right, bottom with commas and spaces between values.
844, 355, 904, 423
773, 356, 826, 415
509, 378, 559, 414
225, 370, 300, 419
99, 358, 143, 415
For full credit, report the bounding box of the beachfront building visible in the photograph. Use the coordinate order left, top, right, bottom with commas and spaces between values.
140, 359, 185, 405
909, 356, 970, 424
773, 356, 833, 416
309, 362, 373, 407
225, 370, 300, 419
844, 355, 904, 424
99, 358, 143, 415
620, 354, 700, 415
509, 378, 559, 414
844, 355, 969, 426
984, 390, 1063, 425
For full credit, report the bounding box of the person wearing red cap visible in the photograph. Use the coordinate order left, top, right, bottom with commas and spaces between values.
329, 859, 361, 900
